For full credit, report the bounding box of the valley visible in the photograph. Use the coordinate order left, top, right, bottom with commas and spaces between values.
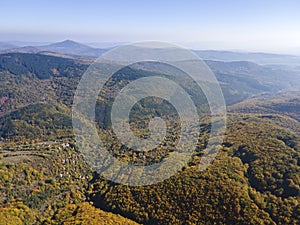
0, 47, 299, 224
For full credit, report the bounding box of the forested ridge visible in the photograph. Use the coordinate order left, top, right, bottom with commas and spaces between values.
0, 53, 299, 224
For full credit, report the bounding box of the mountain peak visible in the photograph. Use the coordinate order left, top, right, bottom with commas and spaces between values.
48, 40, 86, 48
36, 40, 106, 57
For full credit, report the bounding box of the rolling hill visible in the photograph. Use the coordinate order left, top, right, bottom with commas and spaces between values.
2, 40, 300, 70
1, 40, 107, 58
195, 50, 300, 69
0, 52, 299, 224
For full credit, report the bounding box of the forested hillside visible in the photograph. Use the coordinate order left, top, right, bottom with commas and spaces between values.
0, 53, 299, 224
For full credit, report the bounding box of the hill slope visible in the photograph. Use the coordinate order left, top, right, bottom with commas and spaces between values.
0, 52, 299, 224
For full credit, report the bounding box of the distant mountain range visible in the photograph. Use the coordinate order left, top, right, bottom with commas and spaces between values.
2, 40, 300, 69
40, 40, 107, 57
195, 50, 300, 69
1, 40, 107, 58
0, 42, 18, 51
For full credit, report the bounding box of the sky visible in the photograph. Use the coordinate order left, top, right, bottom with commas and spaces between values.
1, 0, 300, 53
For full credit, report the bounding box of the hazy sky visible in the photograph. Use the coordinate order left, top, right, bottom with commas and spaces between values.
1, 0, 300, 52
